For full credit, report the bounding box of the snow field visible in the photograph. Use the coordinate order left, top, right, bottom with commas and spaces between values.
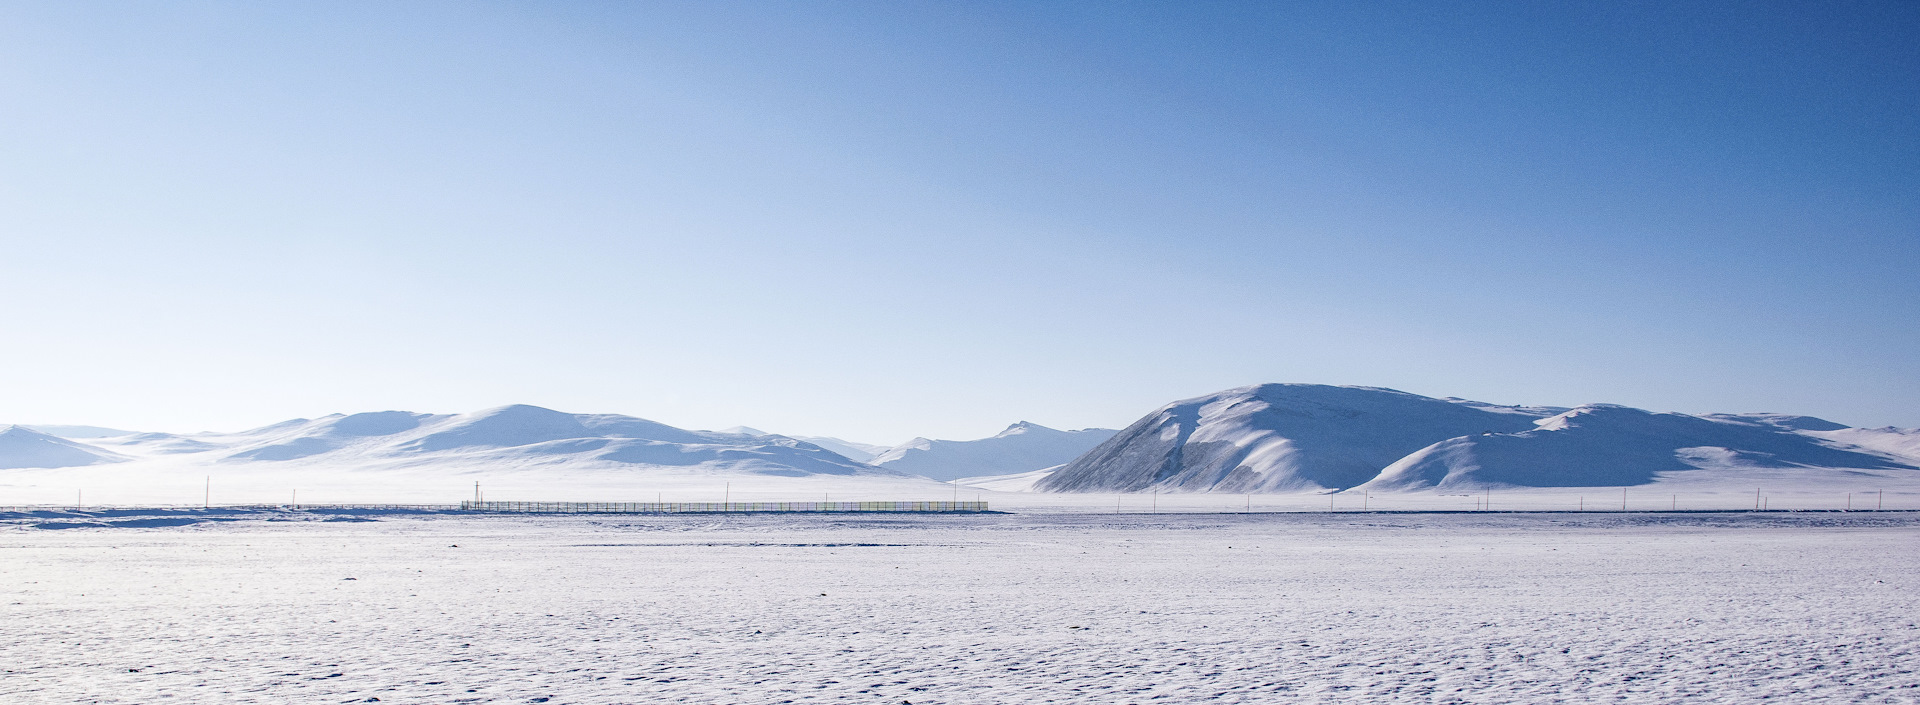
8, 459, 1919, 514
2, 513, 1917, 704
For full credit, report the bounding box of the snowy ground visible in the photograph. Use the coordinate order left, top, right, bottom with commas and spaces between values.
3, 511, 1918, 704
6, 461, 1918, 514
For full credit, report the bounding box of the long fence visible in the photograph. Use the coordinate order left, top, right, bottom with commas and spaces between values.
459, 500, 989, 514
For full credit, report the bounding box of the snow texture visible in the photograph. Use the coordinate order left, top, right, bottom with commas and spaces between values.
871, 421, 1117, 481
1, 511, 1915, 704
1809, 426, 1920, 464
952, 465, 1062, 493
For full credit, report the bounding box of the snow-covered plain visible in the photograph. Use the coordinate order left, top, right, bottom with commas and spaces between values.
4, 511, 1917, 704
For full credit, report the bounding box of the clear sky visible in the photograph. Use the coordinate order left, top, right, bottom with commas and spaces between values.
1, 1, 1915, 442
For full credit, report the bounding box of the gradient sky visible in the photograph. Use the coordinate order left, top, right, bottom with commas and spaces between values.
2, 1, 1915, 442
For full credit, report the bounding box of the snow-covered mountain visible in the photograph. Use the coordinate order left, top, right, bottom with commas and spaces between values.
719, 427, 891, 463
0, 426, 128, 469
1038, 384, 1920, 493
791, 437, 891, 463
870, 422, 1117, 481
49, 405, 894, 478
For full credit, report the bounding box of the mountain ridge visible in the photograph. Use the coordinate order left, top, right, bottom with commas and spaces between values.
31, 405, 895, 479
8, 388, 1916, 494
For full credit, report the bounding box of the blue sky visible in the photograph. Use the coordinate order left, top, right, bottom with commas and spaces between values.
1, 1, 1914, 441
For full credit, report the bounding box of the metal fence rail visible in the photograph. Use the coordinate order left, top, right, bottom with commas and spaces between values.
459, 500, 989, 514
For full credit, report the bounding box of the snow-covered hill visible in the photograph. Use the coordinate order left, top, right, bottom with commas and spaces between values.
1360, 405, 1911, 491
1038, 384, 1920, 493
720, 427, 891, 463
42, 405, 894, 479
1804, 426, 1920, 465
0, 426, 127, 469
792, 437, 892, 463
1038, 385, 1551, 493
870, 422, 1117, 481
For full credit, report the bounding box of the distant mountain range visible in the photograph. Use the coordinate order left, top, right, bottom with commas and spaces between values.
0, 406, 887, 478
866, 422, 1117, 481
8, 385, 1917, 493
718, 422, 1115, 479
1039, 384, 1920, 493
721, 428, 893, 464
0, 407, 1106, 482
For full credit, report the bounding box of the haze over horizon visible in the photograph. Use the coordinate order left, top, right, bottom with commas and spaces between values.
2, 1, 1914, 441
